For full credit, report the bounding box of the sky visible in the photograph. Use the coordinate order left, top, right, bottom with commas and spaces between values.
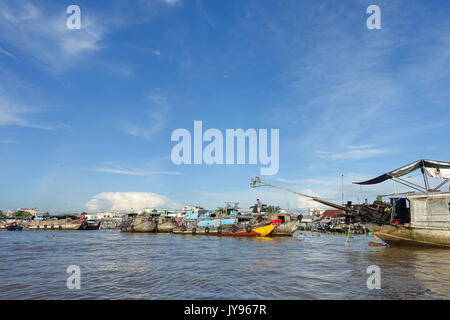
0, 0, 449, 213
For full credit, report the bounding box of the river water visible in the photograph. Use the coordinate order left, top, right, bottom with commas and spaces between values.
1, 230, 449, 299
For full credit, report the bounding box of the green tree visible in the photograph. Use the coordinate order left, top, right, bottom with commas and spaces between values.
265, 205, 281, 213
249, 203, 268, 213
12, 210, 31, 220
0, 210, 6, 219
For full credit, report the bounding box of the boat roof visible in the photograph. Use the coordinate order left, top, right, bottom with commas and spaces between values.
353, 159, 450, 185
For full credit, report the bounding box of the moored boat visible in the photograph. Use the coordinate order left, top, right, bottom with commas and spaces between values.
173, 208, 279, 237
120, 213, 157, 233
80, 219, 101, 230
23, 215, 84, 230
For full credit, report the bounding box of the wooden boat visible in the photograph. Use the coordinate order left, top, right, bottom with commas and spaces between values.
6, 222, 22, 231
24, 216, 84, 230
80, 219, 101, 230
120, 213, 157, 233
173, 211, 279, 237
265, 212, 302, 236
155, 215, 178, 233
251, 159, 450, 248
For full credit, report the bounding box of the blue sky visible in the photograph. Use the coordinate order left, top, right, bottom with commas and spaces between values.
0, 0, 449, 213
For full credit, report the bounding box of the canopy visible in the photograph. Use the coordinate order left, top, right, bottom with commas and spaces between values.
353, 159, 450, 185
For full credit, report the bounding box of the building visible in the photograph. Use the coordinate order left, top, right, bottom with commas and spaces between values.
316, 210, 345, 222
86, 211, 122, 220
17, 208, 39, 216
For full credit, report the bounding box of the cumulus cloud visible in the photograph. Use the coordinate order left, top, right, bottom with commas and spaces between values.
85, 192, 179, 212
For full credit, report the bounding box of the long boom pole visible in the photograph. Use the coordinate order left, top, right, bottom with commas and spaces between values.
250, 177, 352, 212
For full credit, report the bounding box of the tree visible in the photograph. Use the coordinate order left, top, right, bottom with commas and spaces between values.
0, 210, 6, 219
12, 210, 31, 220
249, 203, 281, 213
265, 205, 281, 213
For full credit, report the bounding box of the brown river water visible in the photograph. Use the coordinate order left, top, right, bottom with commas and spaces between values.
0, 230, 449, 299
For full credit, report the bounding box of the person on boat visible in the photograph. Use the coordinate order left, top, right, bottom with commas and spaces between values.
364, 198, 369, 205
256, 199, 262, 214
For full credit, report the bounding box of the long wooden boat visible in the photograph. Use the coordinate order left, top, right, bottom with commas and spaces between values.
23, 218, 83, 230
173, 212, 279, 237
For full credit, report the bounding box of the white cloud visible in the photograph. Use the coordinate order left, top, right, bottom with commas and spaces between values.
152, 49, 161, 56
85, 191, 179, 212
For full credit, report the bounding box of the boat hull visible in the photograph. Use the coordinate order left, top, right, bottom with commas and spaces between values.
173, 223, 275, 237
365, 222, 450, 248
271, 220, 299, 236
121, 220, 157, 233
24, 220, 83, 231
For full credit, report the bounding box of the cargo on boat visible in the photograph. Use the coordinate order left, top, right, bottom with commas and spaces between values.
251, 159, 450, 248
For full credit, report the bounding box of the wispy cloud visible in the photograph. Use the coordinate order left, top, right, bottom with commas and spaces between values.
318, 145, 389, 160
0, 1, 104, 73
120, 93, 171, 139
93, 162, 181, 176
0, 91, 66, 130
0, 46, 15, 59
162, 0, 181, 7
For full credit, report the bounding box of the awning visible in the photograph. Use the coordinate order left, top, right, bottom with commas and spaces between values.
353, 159, 450, 185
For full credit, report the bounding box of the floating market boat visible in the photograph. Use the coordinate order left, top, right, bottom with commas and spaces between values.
23, 215, 85, 230
6, 222, 22, 231
155, 215, 178, 233
79, 219, 101, 230
266, 212, 302, 236
251, 159, 450, 247
120, 213, 157, 233
173, 206, 279, 237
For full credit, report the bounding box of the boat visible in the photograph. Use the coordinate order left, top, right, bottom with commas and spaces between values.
6, 222, 22, 231
154, 215, 178, 233
265, 212, 302, 236
120, 213, 157, 233
250, 159, 450, 248
173, 206, 279, 237
23, 215, 85, 230
80, 219, 101, 230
